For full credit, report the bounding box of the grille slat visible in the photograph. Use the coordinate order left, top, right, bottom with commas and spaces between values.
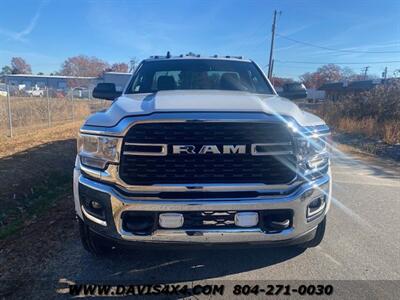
119, 122, 297, 185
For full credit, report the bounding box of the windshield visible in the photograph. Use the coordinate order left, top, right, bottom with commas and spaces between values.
127, 59, 274, 94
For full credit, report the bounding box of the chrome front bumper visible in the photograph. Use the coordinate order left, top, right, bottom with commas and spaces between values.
74, 162, 331, 245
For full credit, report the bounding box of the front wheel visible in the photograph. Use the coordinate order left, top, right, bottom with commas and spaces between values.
78, 218, 114, 255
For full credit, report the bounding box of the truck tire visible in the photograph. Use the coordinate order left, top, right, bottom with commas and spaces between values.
301, 216, 327, 248
78, 218, 113, 255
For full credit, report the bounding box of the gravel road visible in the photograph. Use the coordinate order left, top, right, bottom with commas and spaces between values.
2, 149, 400, 299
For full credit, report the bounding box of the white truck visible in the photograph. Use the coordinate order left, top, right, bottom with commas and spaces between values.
73, 55, 331, 255
25, 85, 44, 97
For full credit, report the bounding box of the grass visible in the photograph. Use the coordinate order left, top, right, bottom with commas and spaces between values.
0, 172, 71, 239
0, 96, 110, 239
328, 117, 400, 144
0, 122, 81, 240
316, 81, 400, 145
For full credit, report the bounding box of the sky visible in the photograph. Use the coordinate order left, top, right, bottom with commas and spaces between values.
1, 0, 399, 79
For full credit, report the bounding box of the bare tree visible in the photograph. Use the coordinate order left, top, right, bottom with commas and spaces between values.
300, 64, 345, 88
60, 55, 109, 77
107, 63, 129, 73
271, 77, 294, 88
11, 57, 32, 74
300, 64, 381, 89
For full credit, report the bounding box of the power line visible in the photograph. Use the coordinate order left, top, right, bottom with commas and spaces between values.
276, 33, 400, 54
275, 59, 400, 65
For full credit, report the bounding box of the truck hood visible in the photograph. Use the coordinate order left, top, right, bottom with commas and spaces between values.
85, 90, 325, 127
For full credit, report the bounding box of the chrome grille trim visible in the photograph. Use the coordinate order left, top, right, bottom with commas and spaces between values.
251, 142, 293, 156
123, 142, 168, 156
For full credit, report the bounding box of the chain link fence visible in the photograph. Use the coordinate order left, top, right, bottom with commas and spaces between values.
0, 83, 110, 137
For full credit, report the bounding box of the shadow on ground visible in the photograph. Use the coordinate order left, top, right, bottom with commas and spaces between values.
0, 138, 76, 240
0, 138, 76, 209
69, 245, 306, 284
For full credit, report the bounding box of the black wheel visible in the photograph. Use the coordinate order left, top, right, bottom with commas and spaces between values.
78, 218, 114, 255
301, 216, 327, 248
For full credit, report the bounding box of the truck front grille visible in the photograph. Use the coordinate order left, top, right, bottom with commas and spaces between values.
119, 122, 297, 185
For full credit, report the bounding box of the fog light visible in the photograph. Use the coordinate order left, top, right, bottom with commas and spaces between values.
82, 198, 105, 220
234, 212, 259, 227
307, 195, 326, 218
159, 213, 184, 229
90, 200, 102, 209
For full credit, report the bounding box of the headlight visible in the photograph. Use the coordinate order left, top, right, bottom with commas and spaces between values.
77, 133, 122, 169
294, 127, 331, 172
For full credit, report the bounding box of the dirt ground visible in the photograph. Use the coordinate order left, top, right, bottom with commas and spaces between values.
0, 195, 76, 297
333, 132, 400, 162
0, 122, 80, 158
0, 123, 81, 295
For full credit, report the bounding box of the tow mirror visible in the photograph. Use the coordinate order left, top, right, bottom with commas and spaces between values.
92, 83, 122, 100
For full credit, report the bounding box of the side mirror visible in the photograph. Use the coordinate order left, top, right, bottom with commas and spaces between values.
92, 83, 122, 100
278, 91, 307, 100
278, 83, 307, 100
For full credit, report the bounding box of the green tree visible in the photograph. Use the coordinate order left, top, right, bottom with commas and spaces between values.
1, 65, 12, 75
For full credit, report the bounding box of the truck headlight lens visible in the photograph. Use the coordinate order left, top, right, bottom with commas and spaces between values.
77, 134, 122, 169
295, 132, 330, 171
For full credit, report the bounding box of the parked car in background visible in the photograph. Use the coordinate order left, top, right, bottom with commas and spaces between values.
25, 85, 45, 97
0, 84, 7, 97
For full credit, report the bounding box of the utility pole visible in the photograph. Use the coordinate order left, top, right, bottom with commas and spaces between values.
382, 67, 388, 79
362, 66, 370, 80
270, 59, 275, 80
6, 81, 13, 137
267, 10, 280, 80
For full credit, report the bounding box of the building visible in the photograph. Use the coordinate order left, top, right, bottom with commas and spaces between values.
0, 72, 132, 94
0, 74, 96, 91
100, 72, 132, 92
319, 79, 384, 101
306, 88, 325, 101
